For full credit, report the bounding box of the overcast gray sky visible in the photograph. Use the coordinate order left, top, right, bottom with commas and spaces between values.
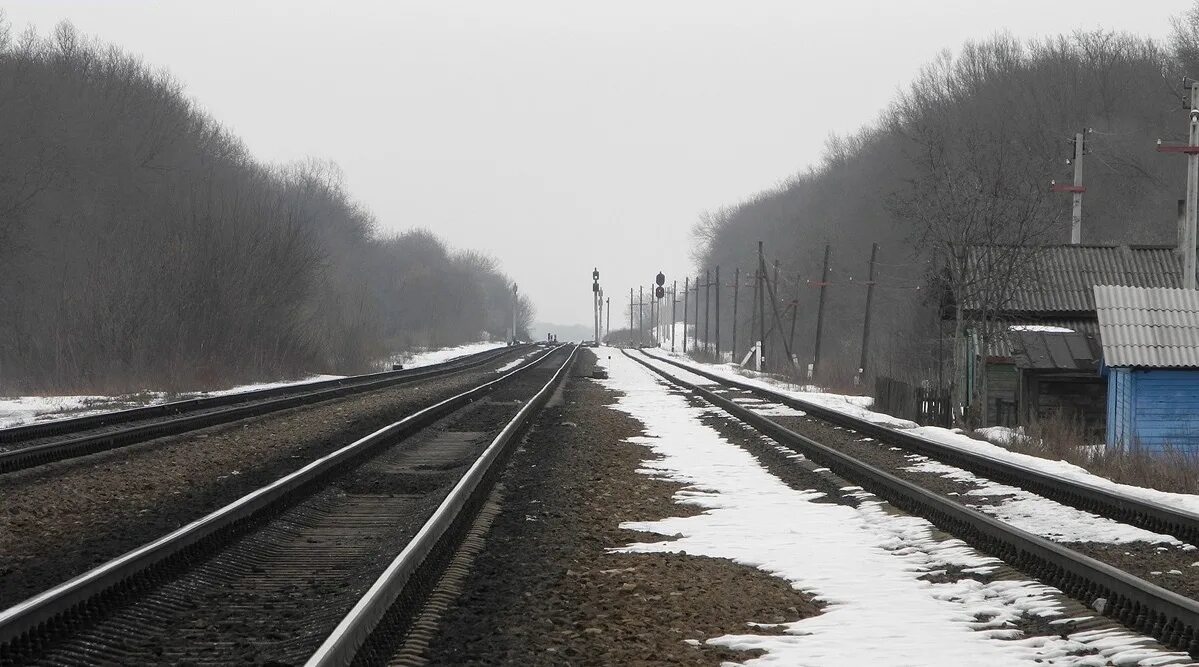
4, 1, 1192, 327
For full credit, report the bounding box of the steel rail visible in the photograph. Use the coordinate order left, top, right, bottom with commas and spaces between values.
0, 344, 521, 443
306, 344, 579, 667
640, 349, 1199, 546
0, 344, 530, 475
627, 350, 1199, 656
0, 345, 563, 658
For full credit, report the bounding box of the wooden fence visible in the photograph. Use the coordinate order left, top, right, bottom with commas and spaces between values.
873, 376, 951, 427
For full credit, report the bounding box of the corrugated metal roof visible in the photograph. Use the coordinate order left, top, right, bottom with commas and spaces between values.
1094, 285, 1199, 368
965, 245, 1182, 313
1008, 330, 1102, 371
982, 319, 1099, 358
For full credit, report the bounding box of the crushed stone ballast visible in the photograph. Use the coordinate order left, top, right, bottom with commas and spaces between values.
0, 343, 534, 474
0, 345, 576, 666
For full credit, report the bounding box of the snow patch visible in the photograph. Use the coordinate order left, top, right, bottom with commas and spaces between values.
600, 352, 1188, 666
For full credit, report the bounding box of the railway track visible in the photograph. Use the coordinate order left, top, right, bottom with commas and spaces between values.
0, 343, 577, 666
640, 349, 1199, 546
0, 343, 528, 475
627, 349, 1199, 657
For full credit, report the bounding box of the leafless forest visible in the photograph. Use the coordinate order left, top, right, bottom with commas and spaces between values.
0, 20, 532, 393
692, 6, 1199, 390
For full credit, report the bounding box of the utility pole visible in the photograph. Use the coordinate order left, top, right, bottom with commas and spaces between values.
598, 288, 604, 344
629, 288, 634, 345
649, 282, 655, 346
757, 242, 767, 371
671, 281, 678, 352
1156, 81, 1199, 289
788, 271, 800, 364
858, 243, 879, 384
703, 270, 711, 353
731, 267, 740, 360
512, 283, 519, 344
683, 277, 690, 353
714, 266, 721, 359
638, 285, 644, 346
591, 269, 600, 345
811, 244, 832, 380
1052, 132, 1087, 244
1070, 132, 1084, 244
693, 275, 700, 352
1189, 85, 1198, 289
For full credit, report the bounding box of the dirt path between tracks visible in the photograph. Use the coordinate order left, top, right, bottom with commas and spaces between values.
425, 351, 818, 665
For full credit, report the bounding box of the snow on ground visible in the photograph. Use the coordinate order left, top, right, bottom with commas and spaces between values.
398, 341, 507, 369
0, 341, 506, 430
642, 348, 916, 428
0, 374, 342, 430
643, 349, 1199, 521
600, 350, 1191, 666
909, 426, 1199, 518
901, 457, 1179, 545
494, 355, 529, 373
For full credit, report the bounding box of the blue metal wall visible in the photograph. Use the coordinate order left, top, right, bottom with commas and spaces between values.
1106, 368, 1199, 452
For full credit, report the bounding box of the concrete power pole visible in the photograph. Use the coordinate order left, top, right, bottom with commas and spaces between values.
1070, 132, 1084, 244
682, 277, 690, 353
1189, 85, 1199, 289
1157, 82, 1199, 289
671, 281, 677, 352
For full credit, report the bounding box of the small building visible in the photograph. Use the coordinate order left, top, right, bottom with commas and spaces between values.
949, 244, 1182, 427
1095, 285, 1199, 452
1006, 328, 1104, 436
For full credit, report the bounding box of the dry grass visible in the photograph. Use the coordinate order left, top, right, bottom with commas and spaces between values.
977, 415, 1199, 495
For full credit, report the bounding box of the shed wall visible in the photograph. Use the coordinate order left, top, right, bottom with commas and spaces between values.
1106, 368, 1199, 452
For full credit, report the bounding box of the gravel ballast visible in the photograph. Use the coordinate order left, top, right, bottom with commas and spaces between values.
0, 349, 532, 609
425, 351, 819, 665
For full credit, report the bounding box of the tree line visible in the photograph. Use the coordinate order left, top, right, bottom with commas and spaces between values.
690, 5, 1199, 422
0, 20, 532, 393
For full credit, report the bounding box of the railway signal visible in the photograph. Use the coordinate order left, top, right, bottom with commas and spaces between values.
592, 268, 601, 346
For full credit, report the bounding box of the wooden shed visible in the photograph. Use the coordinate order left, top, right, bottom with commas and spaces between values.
1007, 328, 1105, 437
947, 245, 1183, 427
1095, 285, 1199, 452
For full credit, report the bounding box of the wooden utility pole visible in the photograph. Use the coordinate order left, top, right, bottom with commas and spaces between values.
683, 277, 690, 353
638, 285, 644, 346
760, 255, 796, 366
788, 271, 800, 363
731, 267, 740, 360
811, 244, 832, 380
693, 275, 700, 351
858, 243, 879, 383
714, 266, 721, 359
629, 288, 634, 344
757, 242, 767, 370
